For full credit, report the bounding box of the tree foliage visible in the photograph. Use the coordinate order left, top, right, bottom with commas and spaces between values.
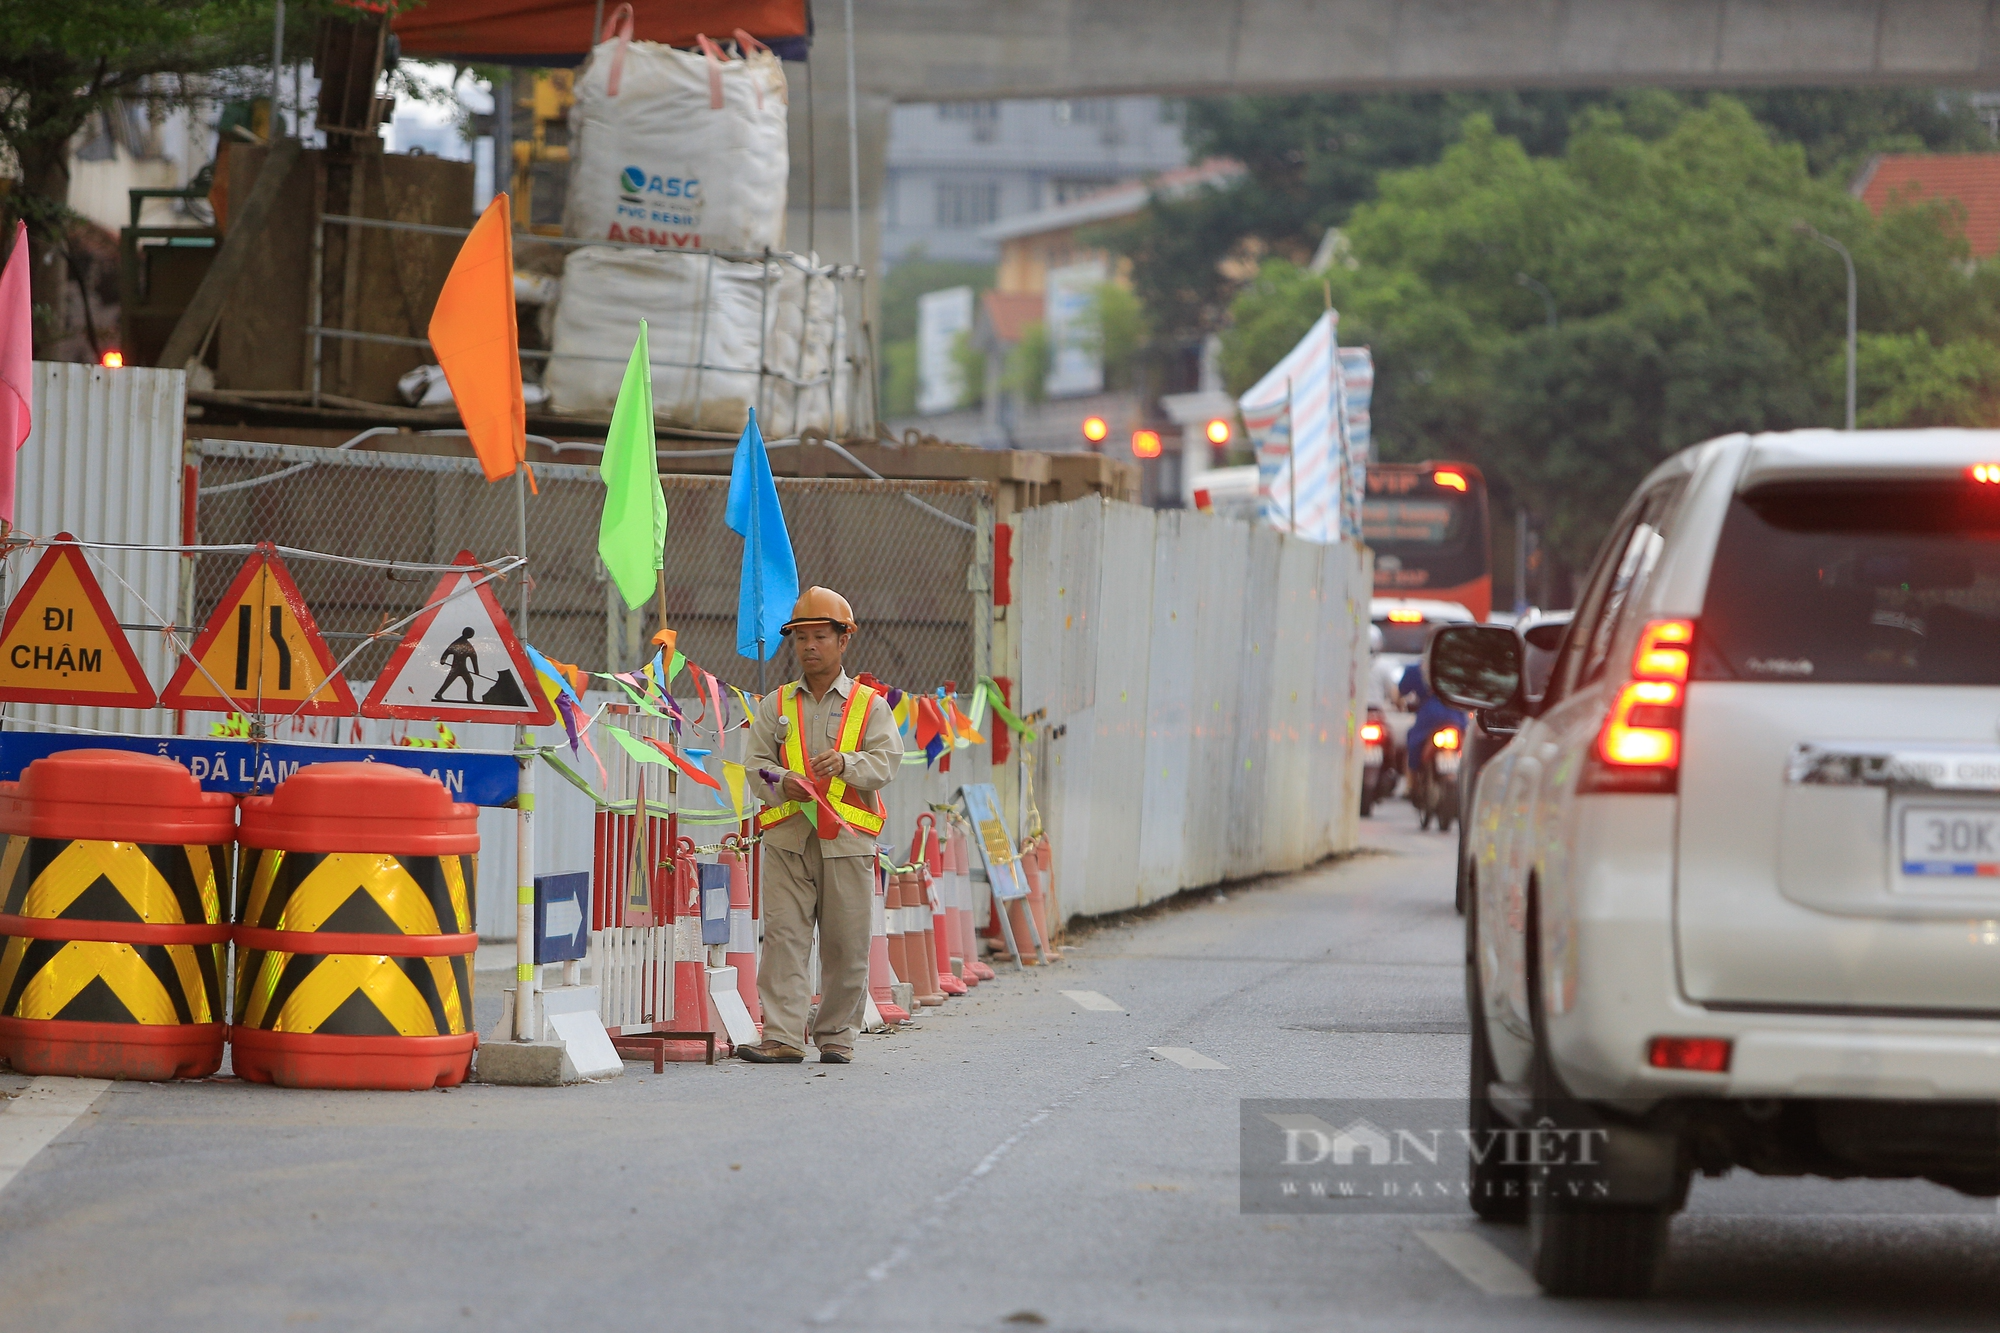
1, 0, 341, 348
1220, 99, 2000, 568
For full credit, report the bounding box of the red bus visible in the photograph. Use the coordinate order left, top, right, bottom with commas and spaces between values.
1363, 461, 1492, 622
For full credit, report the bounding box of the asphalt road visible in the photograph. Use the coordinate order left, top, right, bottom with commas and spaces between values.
0, 800, 1996, 1331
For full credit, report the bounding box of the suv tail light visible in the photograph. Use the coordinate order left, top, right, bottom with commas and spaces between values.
1647, 1035, 1732, 1072
1581, 619, 1693, 794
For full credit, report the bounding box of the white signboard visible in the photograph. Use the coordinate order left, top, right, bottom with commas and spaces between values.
916, 286, 976, 415
1043, 258, 1108, 399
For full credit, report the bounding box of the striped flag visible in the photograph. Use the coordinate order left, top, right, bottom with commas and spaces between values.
1237, 312, 1369, 542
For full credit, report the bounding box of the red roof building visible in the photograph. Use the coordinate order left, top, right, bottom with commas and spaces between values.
1852, 153, 2000, 258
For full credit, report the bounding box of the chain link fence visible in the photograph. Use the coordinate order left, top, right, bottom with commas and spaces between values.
189, 439, 990, 697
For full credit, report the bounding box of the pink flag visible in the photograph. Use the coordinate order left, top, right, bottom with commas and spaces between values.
0, 221, 32, 525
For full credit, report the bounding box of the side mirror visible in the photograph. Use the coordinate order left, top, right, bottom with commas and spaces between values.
1425, 624, 1524, 713
1523, 621, 1568, 652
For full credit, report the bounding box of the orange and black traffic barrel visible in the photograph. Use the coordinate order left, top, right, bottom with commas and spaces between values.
0, 750, 235, 1080
231, 763, 478, 1090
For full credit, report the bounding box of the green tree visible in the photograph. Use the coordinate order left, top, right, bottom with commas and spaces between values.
0, 1, 338, 350
1223, 100, 2000, 570
1002, 321, 1050, 406
1102, 86, 1994, 357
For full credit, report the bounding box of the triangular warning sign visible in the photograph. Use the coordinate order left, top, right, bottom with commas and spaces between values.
162, 547, 356, 716
0, 534, 157, 708
362, 551, 555, 725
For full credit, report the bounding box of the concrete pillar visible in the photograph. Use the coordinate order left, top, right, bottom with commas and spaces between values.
782, 36, 890, 333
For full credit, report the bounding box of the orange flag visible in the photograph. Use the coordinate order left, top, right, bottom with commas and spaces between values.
429, 194, 529, 488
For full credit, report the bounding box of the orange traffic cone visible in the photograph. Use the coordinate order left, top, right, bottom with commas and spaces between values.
721, 837, 760, 1025
953, 825, 996, 980
869, 860, 910, 1024
1025, 835, 1060, 961
904, 870, 945, 1006
884, 863, 910, 997
664, 839, 724, 1059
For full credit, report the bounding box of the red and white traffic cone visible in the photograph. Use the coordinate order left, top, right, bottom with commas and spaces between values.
908, 817, 965, 997
1024, 835, 1060, 960
932, 874, 967, 995
885, 863, 911, 998
665, 839, 724, 1060
721, 838, 759, 1026
868, 859, 909, 1025
952, 826, 996, 980
925, 822, 971, 986
903, 869, 944, 1006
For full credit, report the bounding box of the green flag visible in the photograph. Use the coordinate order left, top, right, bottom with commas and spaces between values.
599, 320, 668, 610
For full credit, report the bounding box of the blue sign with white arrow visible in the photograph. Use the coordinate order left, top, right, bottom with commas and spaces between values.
535, 871, 591, 963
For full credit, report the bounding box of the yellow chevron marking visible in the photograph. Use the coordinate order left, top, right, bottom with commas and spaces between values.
442, 856, 471, 934
0, 935, 28, 1002
16, 940, 178, 1023
0, 835, 26, 900
275, 854, 444, 937
241, 849, 284, 927
166, 943, 215, 1024
20, 841, 185, 924
271, 954, 438, 1036
424, 954, 466, 1033
186, 845, 221, 927
238, 948, 289, 1029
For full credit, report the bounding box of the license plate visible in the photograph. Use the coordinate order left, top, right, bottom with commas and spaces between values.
1898, 806, 2000, 881
1364, 743, 1383, 764
1435, 751, 1461, 777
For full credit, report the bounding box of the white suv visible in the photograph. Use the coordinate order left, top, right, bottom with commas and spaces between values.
1429, 429, 2000, 1297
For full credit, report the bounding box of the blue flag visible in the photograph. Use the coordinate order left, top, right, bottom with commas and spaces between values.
725, 408, 798, 660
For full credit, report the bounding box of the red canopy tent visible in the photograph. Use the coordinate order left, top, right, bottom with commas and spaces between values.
392, 0, 811, 65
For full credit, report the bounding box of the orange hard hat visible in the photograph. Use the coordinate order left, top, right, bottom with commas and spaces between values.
780, 586, 855, 635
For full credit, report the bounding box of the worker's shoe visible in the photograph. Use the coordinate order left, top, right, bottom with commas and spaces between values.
819, 1047, 852, 1065
736, 1040, 805, 1064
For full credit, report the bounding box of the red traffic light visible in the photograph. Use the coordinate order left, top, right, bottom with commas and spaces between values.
1131, 430, 1162, 459
1081, 416, 1109, 444
1204, 418, 1231, 446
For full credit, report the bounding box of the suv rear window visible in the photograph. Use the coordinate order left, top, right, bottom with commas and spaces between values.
1695, 480, 2000, 685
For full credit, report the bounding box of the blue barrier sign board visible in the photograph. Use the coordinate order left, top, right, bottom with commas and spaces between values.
0, 731, 519, 806
534, 871, 591, 964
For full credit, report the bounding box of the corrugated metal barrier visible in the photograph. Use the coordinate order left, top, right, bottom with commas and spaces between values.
5, 362, 186, 738
1015, 499, 1370, 918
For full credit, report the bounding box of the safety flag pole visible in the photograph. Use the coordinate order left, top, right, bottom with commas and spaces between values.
514, 728, 538, 1041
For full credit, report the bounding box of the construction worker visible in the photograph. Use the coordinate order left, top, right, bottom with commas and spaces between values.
737, 587, 904, 1064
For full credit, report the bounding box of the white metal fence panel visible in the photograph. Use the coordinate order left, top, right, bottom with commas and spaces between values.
1183, 516, 1247, 891
6, 362, 184, 737
1014, 498, 1368, 920
1136, 510, 1195, 900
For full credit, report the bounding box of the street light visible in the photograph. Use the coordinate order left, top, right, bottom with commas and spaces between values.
1794, 220, 1856, 431
1514, 273, 1557, 328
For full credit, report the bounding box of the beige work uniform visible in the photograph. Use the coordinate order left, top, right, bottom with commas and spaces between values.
747, 670, 903, 1051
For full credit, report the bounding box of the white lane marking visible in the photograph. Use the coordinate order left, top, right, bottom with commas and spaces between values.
1061, 990, 1125, 1012
1414, 1229, 1539, 1297
0, 1077, 111, 1197
810, 1063, 1138, 1325
1149, 1046, 1228, 1069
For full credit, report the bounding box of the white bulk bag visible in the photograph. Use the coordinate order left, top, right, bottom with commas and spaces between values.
564, 17, 789, 255
543, 247, 847, 438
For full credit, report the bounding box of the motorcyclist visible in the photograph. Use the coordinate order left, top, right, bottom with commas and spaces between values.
1399, 661, 1467, 774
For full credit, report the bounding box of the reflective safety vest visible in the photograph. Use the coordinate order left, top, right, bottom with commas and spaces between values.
757, 680, 887, 837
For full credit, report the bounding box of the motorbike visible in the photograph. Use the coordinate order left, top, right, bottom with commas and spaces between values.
1410, 723, 1462, 833
1358, 705, 1396, 816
